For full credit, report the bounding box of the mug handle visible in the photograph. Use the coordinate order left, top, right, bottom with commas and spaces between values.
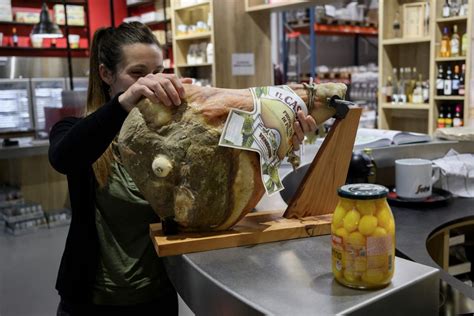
432, 165, 441, 185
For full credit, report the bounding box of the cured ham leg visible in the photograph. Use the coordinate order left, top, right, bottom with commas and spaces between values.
118, 83, 347, 231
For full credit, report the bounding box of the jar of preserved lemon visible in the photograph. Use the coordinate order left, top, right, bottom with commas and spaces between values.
331, 183, 395, 289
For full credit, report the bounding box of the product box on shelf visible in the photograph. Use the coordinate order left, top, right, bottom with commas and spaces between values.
141, 11, 162, 24
13, 7, 41, 23
53, 4, 85, 26
45, 208, 71, 228
126, 0, 151, 5
5, 217, 48, 235
1, 201, 44, 224
0, 199, 47, 235
0, 4, 12, 22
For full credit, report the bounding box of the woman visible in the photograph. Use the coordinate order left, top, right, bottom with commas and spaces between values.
49, 22, 316, 315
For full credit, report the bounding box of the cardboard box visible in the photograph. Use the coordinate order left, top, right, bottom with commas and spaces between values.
53, 4, 85, 26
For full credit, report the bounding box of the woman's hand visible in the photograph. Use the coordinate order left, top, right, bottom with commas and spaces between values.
292, 110, 317, 151
119, 73, 193, 112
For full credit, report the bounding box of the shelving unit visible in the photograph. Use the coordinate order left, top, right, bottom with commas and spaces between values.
244, 0, 313, 13
427, 220, 474, 281
0, 0, 90, 58
431, 0, 472, 134
171, 0, 272, 88
126, 0, 173, 71
378, 0, 472, 134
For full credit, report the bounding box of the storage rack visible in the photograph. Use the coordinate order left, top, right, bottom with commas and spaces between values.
378, 0, 472, 134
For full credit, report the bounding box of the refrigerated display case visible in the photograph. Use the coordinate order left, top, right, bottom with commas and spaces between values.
30, 78, 67, 132
0, 79, 33, 133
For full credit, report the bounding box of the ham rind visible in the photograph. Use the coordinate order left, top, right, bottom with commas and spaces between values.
117, 82, 347, 231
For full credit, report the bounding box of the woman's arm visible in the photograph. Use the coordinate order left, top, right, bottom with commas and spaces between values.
49, 93, 128, 174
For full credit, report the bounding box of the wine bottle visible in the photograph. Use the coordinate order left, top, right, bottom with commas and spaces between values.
437, 65, 444, 95
453, 105, 463, 127
452, 65, 460, 95
444, 66, 452, 96
440, 27, 451, 57
451, 25, 460, 57
443, 0, 451, 18
438, 106, 446, 128
459, 64, 465, 96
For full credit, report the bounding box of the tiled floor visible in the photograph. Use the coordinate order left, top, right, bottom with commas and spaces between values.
0, 226, 193, 316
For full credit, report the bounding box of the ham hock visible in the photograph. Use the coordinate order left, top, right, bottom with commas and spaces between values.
117, 83, 347, 231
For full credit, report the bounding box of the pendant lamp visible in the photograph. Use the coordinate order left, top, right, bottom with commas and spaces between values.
31, 2, 63, 38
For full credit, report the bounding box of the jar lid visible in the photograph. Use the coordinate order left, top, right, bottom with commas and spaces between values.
337, 183, 389, 200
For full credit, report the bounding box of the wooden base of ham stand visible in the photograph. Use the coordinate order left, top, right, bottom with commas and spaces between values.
150, 108, 361, 257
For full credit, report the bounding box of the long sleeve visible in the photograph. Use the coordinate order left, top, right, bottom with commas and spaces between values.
49, 93, 129, 174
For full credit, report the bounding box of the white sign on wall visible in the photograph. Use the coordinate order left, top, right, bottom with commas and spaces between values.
231, 53, 255, 76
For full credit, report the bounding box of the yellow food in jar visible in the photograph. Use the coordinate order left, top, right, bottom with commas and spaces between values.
343, 210, 361, 233
356, 199, 376, 216
333, 205, 347, 228
358, 215, 378, 236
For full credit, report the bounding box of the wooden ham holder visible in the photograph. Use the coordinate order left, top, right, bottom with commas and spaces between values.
150, 107, 362, 257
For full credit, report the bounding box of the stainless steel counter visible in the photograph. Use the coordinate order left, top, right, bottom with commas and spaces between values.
0, 140, 49, 159
164, 237, 439, 315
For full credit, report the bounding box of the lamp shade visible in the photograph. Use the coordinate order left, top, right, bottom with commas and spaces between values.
31, 2, 63, 38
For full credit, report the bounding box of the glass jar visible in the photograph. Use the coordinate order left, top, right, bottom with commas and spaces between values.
331, 183, 395, 289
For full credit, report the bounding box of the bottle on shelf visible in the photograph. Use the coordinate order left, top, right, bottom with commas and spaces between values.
442, 0, 451, 18
460, 0, 468, 16
422, 78, 430, 103
392, 68, 399, 104
450, 0, 461, 16
461, 30, 467, 56
393, 11, 401, 38
405, 67, 413, 102
459, 63, 465, 96
438, 106, 446, 128
444, 66, 453, 96
412, 74, 424, 104
445, 107, 453, 127
437, 64, 444, 95
440, 27, 451, 57
450, 25, 460, 57
453, 104, 464, 127
385, 76, 393, 102
398, 67, 406, 103
452, 65, 460, 95
12, 27, 18, 47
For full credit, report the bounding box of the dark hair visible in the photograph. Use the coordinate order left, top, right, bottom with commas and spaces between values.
87, 22, 160, 187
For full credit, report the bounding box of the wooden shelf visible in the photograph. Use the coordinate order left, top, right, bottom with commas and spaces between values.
0, 46, 88, 57
145, 19, 171, 27
434, 96, 465, 101
382, 37, 431, 45
288, 23, 378, 37
449, 235, 465, 247
381, 103, 430, 110
435, 56, 467, 62
176, 63, 212, 67
436, 16, 468, 23
174, 1, 210, 11
245, 0, 313, 12
0, 21, 87, 28
175, 32, 212, 40
127, 1, 154, 8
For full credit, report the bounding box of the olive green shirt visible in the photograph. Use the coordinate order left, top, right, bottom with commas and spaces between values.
92, 156, 171, 305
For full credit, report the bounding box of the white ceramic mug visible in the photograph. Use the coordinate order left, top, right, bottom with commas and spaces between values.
395, 158, 439, 200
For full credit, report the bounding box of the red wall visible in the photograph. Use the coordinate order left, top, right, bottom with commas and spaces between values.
88, 0, 128, 40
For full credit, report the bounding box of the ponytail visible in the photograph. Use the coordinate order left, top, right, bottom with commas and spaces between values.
86, 22, 160, 187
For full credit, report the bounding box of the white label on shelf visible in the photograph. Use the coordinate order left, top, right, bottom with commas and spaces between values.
231, 53, 255, 76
